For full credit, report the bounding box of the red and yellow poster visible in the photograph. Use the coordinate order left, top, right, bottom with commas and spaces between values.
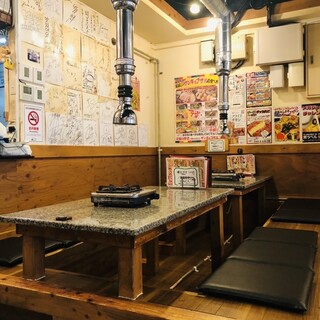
175, 74, 219, 143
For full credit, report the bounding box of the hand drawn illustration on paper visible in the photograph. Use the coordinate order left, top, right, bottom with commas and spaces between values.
100, 122, 114, 146
97, 13, 110, 45
44, 18, 63, 53
83, 92, 99, 119
45, 84, 67, 114
67, 89, 82, 116
21, 0, 43, 12
127, 126, 138, 146
114, 125, 127, 146
96, 43, 110, 69
44, 0, 63, 22
46, 113, 83, 145
44, 49, 63, 85
64, 58, 82, 90
66, 115, 83, 145
82, 63, 97, 94
83, 119, 99, 145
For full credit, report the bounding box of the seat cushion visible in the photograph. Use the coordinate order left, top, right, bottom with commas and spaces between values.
246, 227, 318, 248
228, 240, 316, 270
197, 259, 314, 311
271, 199, 320, 224
0, 237, 67, 267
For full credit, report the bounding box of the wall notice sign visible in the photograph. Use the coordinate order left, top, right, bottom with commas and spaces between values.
24, 104, 44, 142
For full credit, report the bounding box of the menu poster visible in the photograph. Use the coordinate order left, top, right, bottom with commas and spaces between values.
166, 156, 210, 189
273, 106, 300, 143
229, 74, 246, 108
227, 108, 246, 144
246, 71, 272, 107
302, 104, 320, 142
227, 154, 255, 176
246, 107, 272, 144
175, 74, 219, 143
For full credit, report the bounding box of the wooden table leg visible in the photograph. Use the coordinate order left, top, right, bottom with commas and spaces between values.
143, 238, 159, 276
175, 225, 186, 255
22, 235, 45, 280
118, 246, 143, 300
230, 195, 243, 247
210, 205, 224, 269
258, 185, 266, 225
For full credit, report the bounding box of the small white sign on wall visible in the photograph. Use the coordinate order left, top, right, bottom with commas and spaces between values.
23, 104, 44, 142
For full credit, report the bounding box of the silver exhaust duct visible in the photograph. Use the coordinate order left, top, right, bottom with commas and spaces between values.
111, 0, 139, 125
200, 0, 233, 135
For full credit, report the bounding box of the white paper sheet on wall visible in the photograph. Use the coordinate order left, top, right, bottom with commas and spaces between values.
45, 84, 67, 114
20, 0, 43, 12
44, 49, 64, 85
81, 35, 97, 64
138, 124, 148, 146
63, 0, 82, 31
99, 98, 116, 121
63, 26, 81, 60
114, 125, 127, 146
96, 43, 111, 70
67, 89, 82, 116
97, 13, 110, 45
19, 6, 45, 48
82, 63, 96, 94
83, 92, 99, 119
100, 122, 114, 146
83, 119, 99, 146
96, 69, 109, 98
44, 0, 63, 23
46, 112, 83, 145
127, 126, 138, 146
64, 58, 82, 90
81, 5, 99, 37
44, 18, 63, 54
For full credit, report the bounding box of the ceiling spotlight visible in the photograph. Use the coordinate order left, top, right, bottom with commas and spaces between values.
190, 3, 200, 14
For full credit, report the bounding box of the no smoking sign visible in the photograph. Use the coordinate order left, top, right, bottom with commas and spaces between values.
28, 111, 39, 126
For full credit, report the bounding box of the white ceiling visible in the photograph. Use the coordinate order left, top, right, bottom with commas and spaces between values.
79, 0, 216, 45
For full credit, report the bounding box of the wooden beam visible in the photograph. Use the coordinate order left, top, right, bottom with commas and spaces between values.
30, 145, 158, 158
0, 274, 229, 320
161, 143, 320, 155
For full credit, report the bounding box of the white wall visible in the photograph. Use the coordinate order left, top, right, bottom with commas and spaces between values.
155, 27, 320, 147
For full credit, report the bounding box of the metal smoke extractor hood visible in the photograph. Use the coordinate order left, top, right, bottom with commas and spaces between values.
111, 0, 139, 125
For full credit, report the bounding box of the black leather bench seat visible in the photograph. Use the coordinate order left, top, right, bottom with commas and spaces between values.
197, 227, 318, 311
198, 259, 314, 311
271, 198, 320, 223
0, 236, 77, 267
246, 226, 318, 247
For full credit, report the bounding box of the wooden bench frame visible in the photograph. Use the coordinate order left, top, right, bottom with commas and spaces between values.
0, 274, 229, 320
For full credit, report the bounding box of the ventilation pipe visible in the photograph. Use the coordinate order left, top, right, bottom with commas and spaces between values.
111, 0, 139, 125
200, 0, 233, 135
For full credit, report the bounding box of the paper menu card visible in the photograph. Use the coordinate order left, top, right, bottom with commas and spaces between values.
227, 154, 255, 176
166, 156, 210, 189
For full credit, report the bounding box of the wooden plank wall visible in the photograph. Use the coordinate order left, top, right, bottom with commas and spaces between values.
0, 146, 158, 215
161, 144, 320, 199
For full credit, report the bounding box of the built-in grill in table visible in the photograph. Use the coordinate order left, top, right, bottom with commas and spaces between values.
91, 184, 159, 207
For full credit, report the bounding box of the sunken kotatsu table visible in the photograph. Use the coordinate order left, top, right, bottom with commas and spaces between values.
0, 186, 233, 299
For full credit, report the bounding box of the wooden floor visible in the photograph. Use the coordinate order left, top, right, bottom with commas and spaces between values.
0, 220, 319, 320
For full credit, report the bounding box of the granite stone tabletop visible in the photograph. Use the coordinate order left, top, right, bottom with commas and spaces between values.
0, 186, 233, 236
211, 176, 271, 190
